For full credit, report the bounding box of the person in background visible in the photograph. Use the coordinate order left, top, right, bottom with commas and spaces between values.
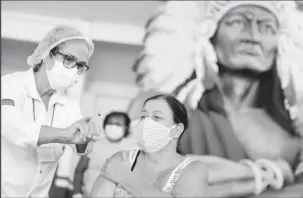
103, 112, 131, 142
1, 25, 101, 197
83, 111, 138, 194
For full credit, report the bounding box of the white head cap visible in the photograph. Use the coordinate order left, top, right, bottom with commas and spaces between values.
27, 25, 94, 67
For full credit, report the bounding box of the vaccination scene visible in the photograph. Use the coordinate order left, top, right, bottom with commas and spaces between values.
2, 1, 303, 197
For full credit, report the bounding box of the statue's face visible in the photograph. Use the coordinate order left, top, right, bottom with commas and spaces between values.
212, 5, 279, 73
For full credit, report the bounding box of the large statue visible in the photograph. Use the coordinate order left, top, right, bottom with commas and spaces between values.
127, 1, 303, 196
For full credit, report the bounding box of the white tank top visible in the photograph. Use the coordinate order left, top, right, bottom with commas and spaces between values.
114, 149, 195, 198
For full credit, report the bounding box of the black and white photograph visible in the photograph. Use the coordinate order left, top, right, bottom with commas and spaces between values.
1, 1, 303, 197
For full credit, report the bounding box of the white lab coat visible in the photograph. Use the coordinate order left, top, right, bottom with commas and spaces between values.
1, 68, 93, 197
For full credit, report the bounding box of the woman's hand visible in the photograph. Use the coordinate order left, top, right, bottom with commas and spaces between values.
100, 151, 164, 198
100, 151, 132, 184
91, 151, 130, 198
101, 151, 151, 186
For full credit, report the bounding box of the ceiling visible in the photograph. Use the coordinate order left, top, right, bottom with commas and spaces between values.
1, 1, 163, 27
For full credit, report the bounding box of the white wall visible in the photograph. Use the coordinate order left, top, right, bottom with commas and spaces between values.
82, 41, 141, 119
1, 1, 163, 46
2, 1, 161, 27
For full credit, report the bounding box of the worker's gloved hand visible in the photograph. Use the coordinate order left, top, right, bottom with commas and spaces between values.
64, 117, 101, 144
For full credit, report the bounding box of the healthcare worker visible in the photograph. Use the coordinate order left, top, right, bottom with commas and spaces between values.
1, 25, 100, 197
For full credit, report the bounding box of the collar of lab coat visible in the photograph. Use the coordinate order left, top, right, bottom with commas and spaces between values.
23, 68, 67, 105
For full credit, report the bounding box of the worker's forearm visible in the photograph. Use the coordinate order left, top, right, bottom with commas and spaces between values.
38, 126, 68, 145
119, 180, 173, 198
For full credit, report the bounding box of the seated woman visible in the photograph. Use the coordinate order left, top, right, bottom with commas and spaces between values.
91, 94, 299, 198
91, 94, 208, 197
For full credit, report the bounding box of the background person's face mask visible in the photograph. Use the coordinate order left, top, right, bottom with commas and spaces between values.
46, 58, 79, 91
105, 125, 125, 141
134, 117, 175, 153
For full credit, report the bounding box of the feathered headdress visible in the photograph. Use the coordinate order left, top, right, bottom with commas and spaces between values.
133, 1, 303, 121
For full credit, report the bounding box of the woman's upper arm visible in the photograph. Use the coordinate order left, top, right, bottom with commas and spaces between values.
91, 174, 117, 198
172, 161, 208, 197
91, 150, 130, 197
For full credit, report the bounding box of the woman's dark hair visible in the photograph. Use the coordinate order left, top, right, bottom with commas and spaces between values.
143, 94, 189, 154
103, 111, 131, 137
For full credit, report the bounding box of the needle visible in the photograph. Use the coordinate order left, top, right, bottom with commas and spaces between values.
94, 106, 103, 138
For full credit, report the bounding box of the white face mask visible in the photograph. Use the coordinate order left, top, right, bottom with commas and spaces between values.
134, 118, 175, 153
46, 58, 79, 91
105, 125, 125, 141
